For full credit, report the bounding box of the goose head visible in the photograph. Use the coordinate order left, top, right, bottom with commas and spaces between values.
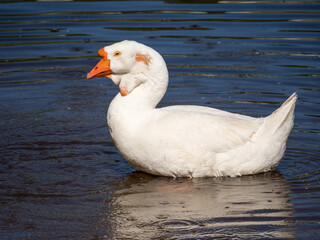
87, 40, 168, 102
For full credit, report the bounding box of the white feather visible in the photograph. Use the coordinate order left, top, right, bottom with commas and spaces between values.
102, 40, 297, 177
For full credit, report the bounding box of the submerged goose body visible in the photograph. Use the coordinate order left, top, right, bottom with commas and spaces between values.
87, 40, 297, 177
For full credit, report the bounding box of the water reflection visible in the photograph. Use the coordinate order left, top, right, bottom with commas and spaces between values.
110, 171, 294, 239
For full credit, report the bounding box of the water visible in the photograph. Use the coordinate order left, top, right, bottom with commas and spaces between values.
0, 0, 319, 239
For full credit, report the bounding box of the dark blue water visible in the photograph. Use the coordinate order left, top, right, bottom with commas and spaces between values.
0, 1, 319, 239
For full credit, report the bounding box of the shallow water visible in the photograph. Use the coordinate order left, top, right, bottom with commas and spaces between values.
0, 0, 319, 239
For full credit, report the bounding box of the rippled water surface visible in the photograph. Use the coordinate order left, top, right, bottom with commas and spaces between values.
1, 0, 319, 239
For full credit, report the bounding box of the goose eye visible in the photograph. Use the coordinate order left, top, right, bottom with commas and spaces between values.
114, 51, 121, 57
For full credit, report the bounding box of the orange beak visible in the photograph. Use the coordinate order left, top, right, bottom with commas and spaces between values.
87, 48, 112, 79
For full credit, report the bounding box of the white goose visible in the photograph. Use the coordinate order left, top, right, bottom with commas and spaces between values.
87, 40, 297, 178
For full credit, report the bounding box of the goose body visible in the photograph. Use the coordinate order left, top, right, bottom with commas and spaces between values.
87, 40, 297, 177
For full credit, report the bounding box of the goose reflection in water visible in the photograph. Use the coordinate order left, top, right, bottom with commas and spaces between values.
108, 171, 294, 239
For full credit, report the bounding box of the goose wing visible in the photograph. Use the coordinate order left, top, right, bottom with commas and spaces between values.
148, 105, 263, 153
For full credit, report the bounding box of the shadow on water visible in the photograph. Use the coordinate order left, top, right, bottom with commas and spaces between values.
110, 171, 295, 239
